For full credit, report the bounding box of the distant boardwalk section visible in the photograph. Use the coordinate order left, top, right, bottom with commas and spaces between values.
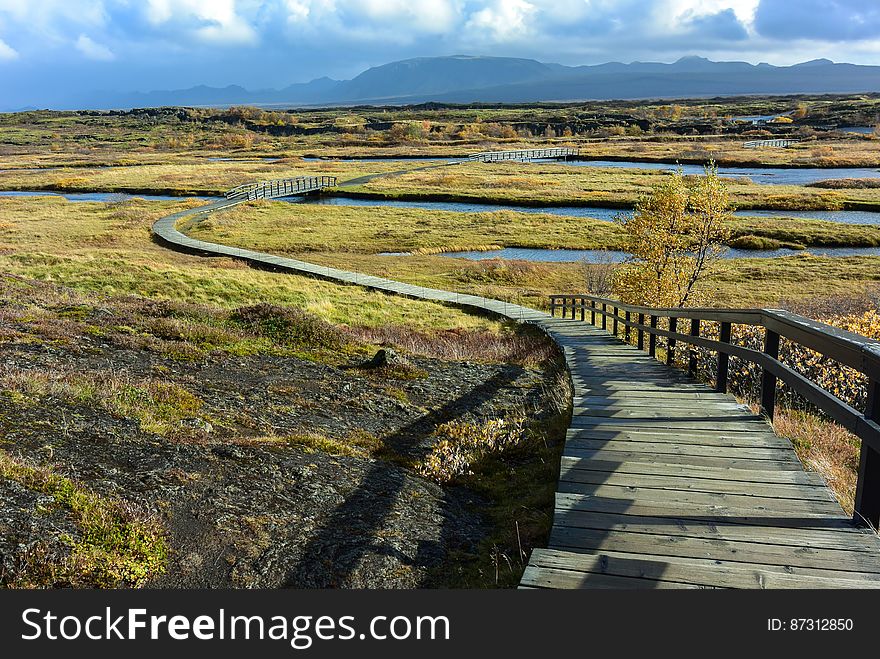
226, 176, 337, 201
469, 147, 578, 162
743, 139, 800, 149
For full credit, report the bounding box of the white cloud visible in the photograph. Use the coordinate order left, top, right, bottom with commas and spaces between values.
0, 37, 17, 60
75, 34, 115, 60
352, 0, 458, 33
144, 0, 258, 44
465, 0, 536, 42
0, 0, 108, 40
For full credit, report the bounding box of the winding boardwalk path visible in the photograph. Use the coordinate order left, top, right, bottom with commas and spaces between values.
151, 172, 880, 589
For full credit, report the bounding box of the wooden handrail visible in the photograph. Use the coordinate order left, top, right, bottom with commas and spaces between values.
548, 293, 880, 527
468, 147, 578, 162
226, 175, 337, 201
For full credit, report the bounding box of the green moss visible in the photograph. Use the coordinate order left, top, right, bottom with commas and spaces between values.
280, 429, 384, 458
0, 450, 167, 587
111, 381, 205, 436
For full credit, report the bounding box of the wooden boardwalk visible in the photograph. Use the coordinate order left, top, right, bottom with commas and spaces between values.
522, 316, 880, 589
743, 138, 799, 148
468, 147, 578, 162
226, 175, 337, 201
152, 185, 880, 590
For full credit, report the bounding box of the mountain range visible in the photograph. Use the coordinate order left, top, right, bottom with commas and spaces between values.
38, 55, 880, 110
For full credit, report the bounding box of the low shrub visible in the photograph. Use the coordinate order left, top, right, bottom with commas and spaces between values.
0, 451, 167, 587
229, 303, 345, 350
418, 417, 526, 483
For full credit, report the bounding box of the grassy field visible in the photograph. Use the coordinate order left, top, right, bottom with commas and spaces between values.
3, 101, 880, 579
3, 95, 880, 167
184, 197, 880, 253
343, 160, 880, 210
183, 199, 880, 308
2, 155, 880, 210
0, 196, 510, 333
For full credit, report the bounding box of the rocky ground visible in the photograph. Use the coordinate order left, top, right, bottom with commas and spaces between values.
0, 274, 567, 588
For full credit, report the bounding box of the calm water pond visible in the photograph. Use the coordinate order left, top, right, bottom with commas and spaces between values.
297, 195, 879, 226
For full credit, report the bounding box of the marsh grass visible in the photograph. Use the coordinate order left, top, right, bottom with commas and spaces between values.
772, 409, 860, 513
0, 197, 506, 335
0, 450, 167, 587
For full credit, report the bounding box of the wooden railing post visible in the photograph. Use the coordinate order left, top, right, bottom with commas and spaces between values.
549, 297, 557, 317
625, 311, 631, 343
716, 321, 731, 393
580, 298, 585, 322
667, 317, 677, 366
612, 306, 618, 337
648, 315, 657, 357
637, 313, 644, 350
854, 378, 880, 528
689, 318, 700, 376
601, 303, 607, 331
760, 328, 781, 419
590, 301, 596, 325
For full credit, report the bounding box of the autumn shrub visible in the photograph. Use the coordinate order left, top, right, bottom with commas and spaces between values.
418, 417, 526, 483
229, 302, 345, 349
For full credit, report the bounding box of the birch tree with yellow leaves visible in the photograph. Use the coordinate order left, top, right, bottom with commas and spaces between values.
612, 164, 732, 308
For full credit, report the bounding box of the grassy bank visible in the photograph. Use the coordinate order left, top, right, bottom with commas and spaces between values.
182, 198, 880, 309
188, 197, 880, 252
0, 196, 509, 333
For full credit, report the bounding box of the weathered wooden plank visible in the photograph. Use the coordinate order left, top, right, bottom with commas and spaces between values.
520, 564, 702, 589
569, 417, 775, 432
563, 447, 802, 469
552, 509, 876, 552
558, 468, 834, 502
559, 457, 825, 486
572, 406, 759, 420
563, 438, 801, 461
553, 492, 860, 528
548, 526, 880, 573
556, 480, 846, 515
566, 427, 793, 448
527, 549, 880, 588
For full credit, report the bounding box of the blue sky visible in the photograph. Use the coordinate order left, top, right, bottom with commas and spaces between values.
1, 0, 879, 108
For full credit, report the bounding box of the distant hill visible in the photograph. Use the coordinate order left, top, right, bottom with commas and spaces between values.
24, 55, 880, 111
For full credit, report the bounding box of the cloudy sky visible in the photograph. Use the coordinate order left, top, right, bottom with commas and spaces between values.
1, 0, 879, 108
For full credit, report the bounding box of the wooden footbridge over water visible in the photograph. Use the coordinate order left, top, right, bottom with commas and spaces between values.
743, 138, 800, 149
156, 165, 880, 589
468, 147, 578, 162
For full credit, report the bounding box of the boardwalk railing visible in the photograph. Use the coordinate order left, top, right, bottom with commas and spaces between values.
743, 139, 799, 149
469, 147, 578, 162
226, 176, 337, 201
548, 293, 880, 527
